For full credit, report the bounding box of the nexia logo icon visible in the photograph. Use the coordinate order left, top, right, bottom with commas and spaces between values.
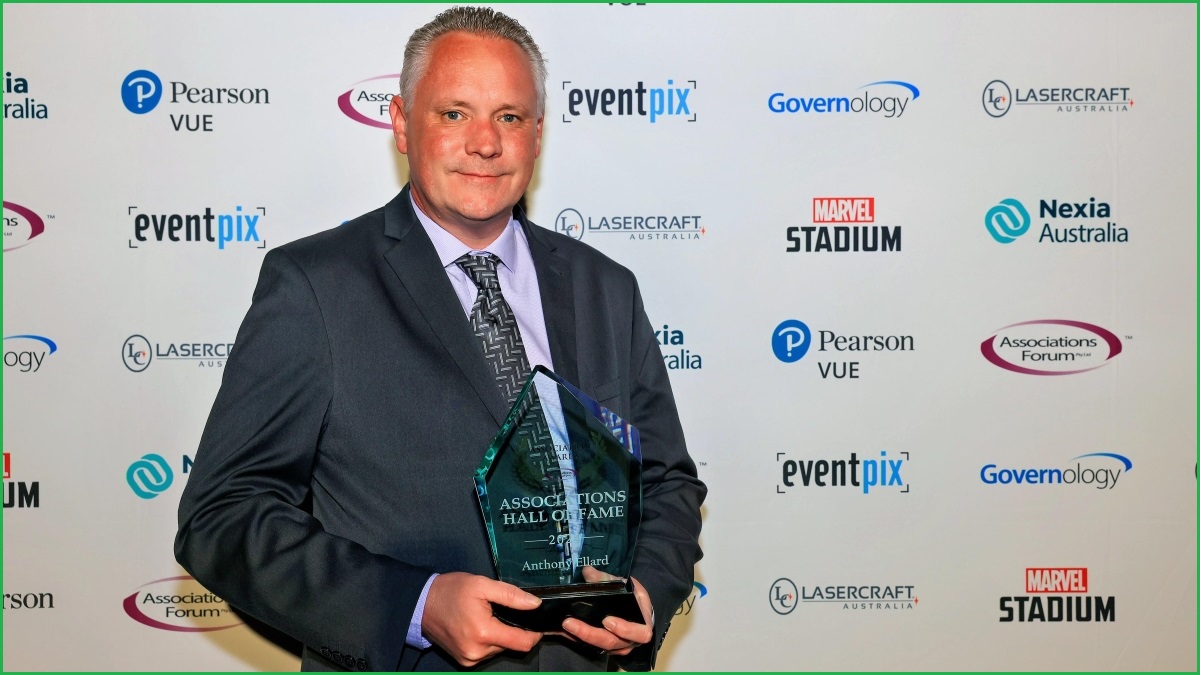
768, 81, 919, 118
562, 78, 696, 123
127, 454, 173, 499
985, 199, 1031, 243
121, 70, 163, 114
772, 320, 811, 363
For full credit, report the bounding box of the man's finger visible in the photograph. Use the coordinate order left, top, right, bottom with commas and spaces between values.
481, 580, 542, 610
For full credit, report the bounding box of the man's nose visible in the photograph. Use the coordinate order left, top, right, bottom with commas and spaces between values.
464, 118, 501, 158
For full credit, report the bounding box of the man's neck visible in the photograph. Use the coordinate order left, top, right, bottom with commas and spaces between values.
410, 191, 510, 250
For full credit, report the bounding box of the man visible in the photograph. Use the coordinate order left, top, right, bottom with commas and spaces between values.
175, 6, 705, 672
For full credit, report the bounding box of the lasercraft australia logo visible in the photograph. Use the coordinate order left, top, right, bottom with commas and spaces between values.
4, 201, 51, 251
786, 197, 901, 253
122, 334, 233, 372
981, 320, 1123, 376
124, 576, 241, 632
338, 74, 400, 129
1000, 568, 1115, 623
560, 77, 697, 123
554, 207, 705, 243
769, 80, 920, 119
983, 79, 1131, 118
980, 453, 1132, 491
120, 69, 271, 132
984, 196, 1128, 245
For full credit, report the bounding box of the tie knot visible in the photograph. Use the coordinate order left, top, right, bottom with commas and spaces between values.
455, 253, 501, 291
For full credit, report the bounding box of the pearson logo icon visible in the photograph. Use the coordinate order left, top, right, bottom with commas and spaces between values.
121, 70, 162, 114
772, 320, 811, 363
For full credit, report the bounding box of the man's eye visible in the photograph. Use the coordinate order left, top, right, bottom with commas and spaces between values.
445, 111, 462, 121
500, 114, 518, 123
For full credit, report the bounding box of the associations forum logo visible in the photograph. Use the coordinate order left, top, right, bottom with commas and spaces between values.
122, 334, 232, 372
983, 79, 1131, 118
769, 80, 919, 119
4, 201, 51, 251
124, 576, 241, 632
981, 320, 1123, 376
786, 197, 901, 253
126, 453, 194, 499
338, 74, 400, 129
4, 334, 56, 373
984, 196, 1127, 245
561, 77, 696, 123
772, 319, 914, 379
121, 69, 270, 132
1000, 567, 1115, 623
981, 452, 1132, 490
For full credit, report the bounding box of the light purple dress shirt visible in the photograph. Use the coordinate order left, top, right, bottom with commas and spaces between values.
404, 197, 554, 649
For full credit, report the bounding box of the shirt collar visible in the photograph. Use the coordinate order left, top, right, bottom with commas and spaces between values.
410, 195, 520, 273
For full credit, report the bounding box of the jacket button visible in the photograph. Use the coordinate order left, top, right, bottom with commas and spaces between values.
356, 659, 368, 671
320, 647, 331, 658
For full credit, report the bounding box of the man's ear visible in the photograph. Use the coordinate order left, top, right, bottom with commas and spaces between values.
534, 114, 543, 158
390, 97, 409, 155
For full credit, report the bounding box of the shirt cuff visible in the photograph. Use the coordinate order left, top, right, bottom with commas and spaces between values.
405, 573, 439, 649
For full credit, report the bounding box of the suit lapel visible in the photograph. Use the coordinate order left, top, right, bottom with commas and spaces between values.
522, 212, 579, 387
380, 190, 511, 426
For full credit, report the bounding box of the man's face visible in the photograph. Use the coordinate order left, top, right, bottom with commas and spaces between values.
391, 32, 542, 236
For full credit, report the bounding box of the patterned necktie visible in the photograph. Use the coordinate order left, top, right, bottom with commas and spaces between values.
455, 253, 532, 404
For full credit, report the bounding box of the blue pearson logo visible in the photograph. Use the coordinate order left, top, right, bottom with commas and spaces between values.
985, 198, 1031, 243
126, 454, 172, 499
121, 70, 162, 114
772, 320, 812, 363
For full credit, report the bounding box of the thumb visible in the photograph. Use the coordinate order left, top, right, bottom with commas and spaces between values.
483, 580, 542, 610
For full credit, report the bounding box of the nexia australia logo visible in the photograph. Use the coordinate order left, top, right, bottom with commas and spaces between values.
4, 201, 49, 251
126, 454, 173, 499
128, 205, 266, 249
3, 335, 57, 373
981, 453, 1132, 490
120, 69, 270, 132
122, 334, 233, 371
1000, 568, 1115, 622
983, 79, 1131, 117
786, 197, 901, 253
554, 207, 704, 243
981, 320, 1122, 376
124, 576, 241, 632
338, 74, 400, 129
561, 78, 696, 123
768, 81, 919, 118
657, 323, 702, 371
985, 197, 1127, 244
4, 71, 49, 119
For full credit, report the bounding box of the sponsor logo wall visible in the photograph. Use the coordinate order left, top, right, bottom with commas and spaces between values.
2, 3, 1195, 672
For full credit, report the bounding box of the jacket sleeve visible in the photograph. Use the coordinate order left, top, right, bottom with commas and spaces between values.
174, 248, 432, 672
616, 279, 708, 671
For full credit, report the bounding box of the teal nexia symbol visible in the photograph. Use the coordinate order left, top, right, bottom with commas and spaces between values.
127, 454, 172, 499
985, 198, 1031, 243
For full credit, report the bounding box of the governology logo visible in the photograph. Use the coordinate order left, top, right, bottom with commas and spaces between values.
786, 197, 901, 253
338, 74, 400, 129
4, 71, 49, 119
122, 334, 232, 371
772, 320, 914, 379
1000, 568, 1115, 622
128, 205, 266, 250
561, 78, 696, 123
121, 69, 270, 132
981, 320, 1122, 375
777, 450, 910, 495
4, 201, 49, 251
981, 453, 1132, 490
124, 576, 241, 632
985, 197, 1127, 244
984, 79, 1131, 117
555, 207, 704, 243
769, 81, 920, 118
770, 578, 798, 615
4, 335, 57, 373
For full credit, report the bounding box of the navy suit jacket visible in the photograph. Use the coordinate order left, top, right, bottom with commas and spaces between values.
175, 187, 706, 671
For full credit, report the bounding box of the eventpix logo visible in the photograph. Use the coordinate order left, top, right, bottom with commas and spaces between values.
127, 453, 193, 499
121, 69, 270, 131
4, 334, 57, 373
983, 79, 1131, 118
4, 201, 51, 251
769, 80, 919, 119
561, 78, 696, 123
3, 453, 41, 510
338, 74, 400, 129
981, 452, 1131, 491
1000, 568, 1115, 622
555, 207, 704, 243
5, 71, 48, 119
985, 197, 1127, 245
657, 323, 702, 371
127, 205, 266, 250
674, 581, 708, 617
786, 197, 901, 253
776, 450, 909, 495
772, 319, 914, 379
123, 335, 233, 372
981, 320, 1122, 376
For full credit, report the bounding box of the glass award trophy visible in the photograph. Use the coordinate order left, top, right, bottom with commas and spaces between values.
475, 366, 645, 632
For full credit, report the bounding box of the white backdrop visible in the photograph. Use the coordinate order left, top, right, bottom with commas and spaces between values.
3, 3, 1196, 671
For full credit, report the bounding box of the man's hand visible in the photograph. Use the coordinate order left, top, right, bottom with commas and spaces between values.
421, 572, 544, 667
560, 568, 654, 657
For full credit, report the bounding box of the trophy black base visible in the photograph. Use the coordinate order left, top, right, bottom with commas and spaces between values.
493, 579, 644, 632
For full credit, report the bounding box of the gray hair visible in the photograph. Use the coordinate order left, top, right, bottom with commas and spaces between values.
399, 6, 547, 116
